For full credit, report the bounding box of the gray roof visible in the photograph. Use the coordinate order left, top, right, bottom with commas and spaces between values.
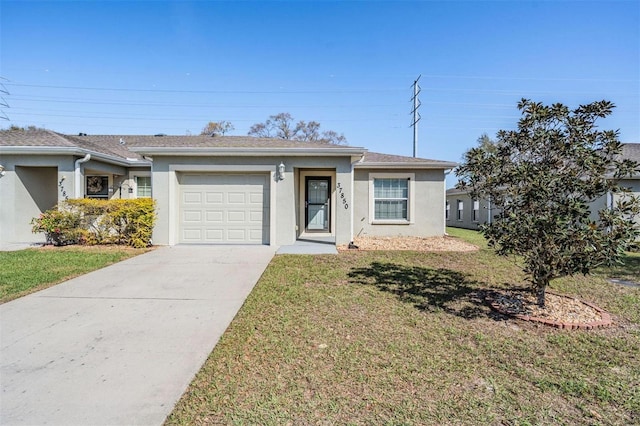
359, 151, 457, 168
76, 134, 362, 151
0, 129, 458, 169
622, 143, 640, 163
446, 187, 468, 196
0, 129, 76, 147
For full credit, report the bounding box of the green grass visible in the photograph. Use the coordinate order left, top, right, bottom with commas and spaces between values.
166, 228, 640, 425
0, 246, 149, 303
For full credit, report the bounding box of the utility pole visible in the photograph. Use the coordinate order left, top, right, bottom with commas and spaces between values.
410, 75, 421, 157
0, 77, 10, 121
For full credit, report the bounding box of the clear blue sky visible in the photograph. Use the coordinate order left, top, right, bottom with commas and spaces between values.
1, 0, 638, 186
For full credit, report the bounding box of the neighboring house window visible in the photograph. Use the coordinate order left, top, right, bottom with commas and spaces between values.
136, 176, 152, 198
472, 200, 480, 222
86, 176, 109, 199
369, 173, 414, 223
457, 200, 464, 221
446, 201, 450, 220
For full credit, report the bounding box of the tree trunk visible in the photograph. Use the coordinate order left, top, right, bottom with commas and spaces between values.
535, 285, 546, 308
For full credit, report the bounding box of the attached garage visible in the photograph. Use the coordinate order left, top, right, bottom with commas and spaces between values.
178, 173, 270, 244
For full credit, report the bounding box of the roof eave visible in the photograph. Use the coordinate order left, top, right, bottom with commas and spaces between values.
355, 161, 458, 169
129, 147, 367, 156
0, 146, 150, 167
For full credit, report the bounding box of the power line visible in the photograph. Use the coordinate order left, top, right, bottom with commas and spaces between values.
7, 81, 636, 97
8, 95, 397, 109
0, 77, 9, 121
5, 82, 405, 94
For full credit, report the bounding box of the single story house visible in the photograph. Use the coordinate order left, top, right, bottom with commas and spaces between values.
0, 129, 457, 247
445, 187, 498, 230
446, 143, 640, 231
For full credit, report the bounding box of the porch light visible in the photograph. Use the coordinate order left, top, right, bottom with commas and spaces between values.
278, 162, 285, 180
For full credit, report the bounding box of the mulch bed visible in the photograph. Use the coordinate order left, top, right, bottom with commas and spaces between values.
485, 289, 613, 330
338, 236, 479, 252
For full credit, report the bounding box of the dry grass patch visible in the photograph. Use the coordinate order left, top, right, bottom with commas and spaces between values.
166, 230, 640, 425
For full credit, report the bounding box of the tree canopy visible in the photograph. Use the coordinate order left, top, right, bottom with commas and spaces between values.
456, 99, 640, 306
200, 121, 234, 136
248, 112, 347, 145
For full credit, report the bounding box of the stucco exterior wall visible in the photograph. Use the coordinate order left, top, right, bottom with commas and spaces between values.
149, 155, 354, 246
0, 154, 76, 243
616, 178, 640, 229
353, 168, 446, 238
445, 193, 497, 230
448, 179, 639, 233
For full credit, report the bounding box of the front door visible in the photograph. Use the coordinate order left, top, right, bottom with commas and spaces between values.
305, 177, 331, 232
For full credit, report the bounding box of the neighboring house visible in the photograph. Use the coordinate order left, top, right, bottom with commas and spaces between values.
0, 129, 457, 247
445, 188, 498, 230
446, 143, 640, 231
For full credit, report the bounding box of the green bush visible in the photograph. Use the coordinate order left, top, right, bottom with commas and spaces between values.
32, 199, 156, 248
31, 208, 82, 246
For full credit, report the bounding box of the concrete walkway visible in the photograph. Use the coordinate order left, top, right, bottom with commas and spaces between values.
0, 245, 275, 426
277, 241, 338, 255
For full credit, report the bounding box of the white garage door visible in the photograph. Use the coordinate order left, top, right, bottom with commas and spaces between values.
178, 173, 270, 244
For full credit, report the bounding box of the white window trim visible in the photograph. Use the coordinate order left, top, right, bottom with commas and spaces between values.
457, 199, 464, 221
129, 171, 151, 199
368, 172, 415, 225
472, 200, 480, 222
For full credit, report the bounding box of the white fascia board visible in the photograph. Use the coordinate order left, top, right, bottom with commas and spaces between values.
355, 161, 458, 170
446, 188, 470, 196
0, 146, 83, 156
0, 146, 150, 167
129, 147, 366, 157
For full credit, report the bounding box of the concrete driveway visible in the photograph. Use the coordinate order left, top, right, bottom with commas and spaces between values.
0, 245, 275, 426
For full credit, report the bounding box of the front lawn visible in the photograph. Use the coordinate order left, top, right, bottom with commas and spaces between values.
0, 246, 150, 303
167, 229, 640, 425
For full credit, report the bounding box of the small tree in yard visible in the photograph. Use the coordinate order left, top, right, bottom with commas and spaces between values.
456, 99, 640, 307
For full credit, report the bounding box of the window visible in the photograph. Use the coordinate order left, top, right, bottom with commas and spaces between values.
457, 200, 464, 221
136, 176, 152, 198
446, 201, 450, 220
86, 176, 109, 199
374, 178, 408, 220
369, 173, 414, 223
472, 200, 480, 222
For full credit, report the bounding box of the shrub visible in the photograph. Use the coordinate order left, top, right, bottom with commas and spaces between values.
32, 199, 156, 248
31, 207, 82, 246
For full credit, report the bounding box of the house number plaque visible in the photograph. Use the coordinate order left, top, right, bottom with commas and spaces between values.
336, 183, 349, 210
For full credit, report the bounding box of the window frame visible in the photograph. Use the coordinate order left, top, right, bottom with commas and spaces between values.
129, 171, 152, 199
472, 199, 480, 222
446, 200, 450, 220
86, 175, 110, 199
457, 199, 464, 221
368, 173, 415, 224
135, 176, 152, 198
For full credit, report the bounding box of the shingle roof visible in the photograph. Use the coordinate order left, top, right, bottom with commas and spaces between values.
361, 151, 457, 167
1, 129, 458, 169
622, 143, 640, 163
76, 134, 362, 151
0, 129, 75, 147
63, 134, 146, 161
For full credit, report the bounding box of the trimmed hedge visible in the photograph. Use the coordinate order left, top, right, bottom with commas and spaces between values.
32, 199, 156, 248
